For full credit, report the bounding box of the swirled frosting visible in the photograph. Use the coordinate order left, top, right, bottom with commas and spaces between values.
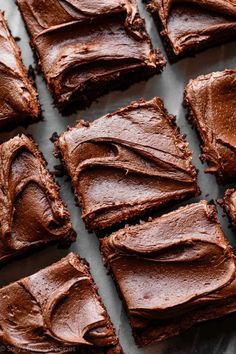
0, 134, 75, 264
55, 97, 198, 231
17, 0, 166, 113
185, 69, 236, 183
147, 0, 236, 60
101, 201, 236, 346
0, 253, 121, 353
0, 11, 40, 129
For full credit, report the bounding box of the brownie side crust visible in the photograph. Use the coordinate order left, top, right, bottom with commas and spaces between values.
0, 11, 40, 130
0, 253, 122, 353
146, 0, 236, 61
100, 201, 236, 346
184, 69, 236, 183
17, 0, 166, 114
54, 97, 199, 232
0, 134, 76, 264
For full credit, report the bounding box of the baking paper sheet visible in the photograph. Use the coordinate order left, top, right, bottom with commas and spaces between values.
0, 1, 236, 353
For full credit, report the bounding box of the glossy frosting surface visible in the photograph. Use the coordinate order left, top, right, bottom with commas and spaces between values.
56, 97, 198, 230
148, 0, 236, 58
0, 11, 39, 128
0, 253, 120, 353
17, 0, 165, 110
185, 69, 236, 182
101, 201, 236, 346
0, 135, 75, 263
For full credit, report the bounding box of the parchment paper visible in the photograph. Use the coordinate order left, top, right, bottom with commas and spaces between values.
0, 1, 236, 353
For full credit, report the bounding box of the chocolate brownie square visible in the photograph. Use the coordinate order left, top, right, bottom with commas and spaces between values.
147, 0, 236, 61
17, 0, 166, 113
0, 253, 122, 353
55, 97, 198, 231
184, 69, 236, 183
101, 201, 236, 346
0, 12, 40, 129
0, 134, 76, 264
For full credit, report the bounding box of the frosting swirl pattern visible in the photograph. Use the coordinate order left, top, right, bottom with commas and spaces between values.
101, 201, 236, 346
0, 253, 121, 353
0, 12, 39, 129
185, 69, 236, 183
17, 0, 166, 112
55, 97, 198, 231
0, 135, 75, 263
147, 0, 236, 60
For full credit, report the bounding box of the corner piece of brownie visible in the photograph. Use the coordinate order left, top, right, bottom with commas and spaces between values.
0, 12, 40, 130
54, 97, 199, 231
184, 69, 236, 183
146, 0, 236, 61
100, 201, 236, 346
0, 134, 76, 264
17, 0, 166, 114
0, 253, 122, 353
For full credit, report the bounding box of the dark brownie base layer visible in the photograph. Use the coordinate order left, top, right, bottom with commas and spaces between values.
57, 52, 166, 115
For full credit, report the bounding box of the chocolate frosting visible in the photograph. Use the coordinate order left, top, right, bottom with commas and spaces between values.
0, 253, 121, 353
55, 97, 198, 230
224, 189, 236, 229
185, 69, 236, 182
0, 135, 75, 263
148, 0, 236, 59
0, 12, 39, 129
101, 201, 236, 346
17, 0, 165, 111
